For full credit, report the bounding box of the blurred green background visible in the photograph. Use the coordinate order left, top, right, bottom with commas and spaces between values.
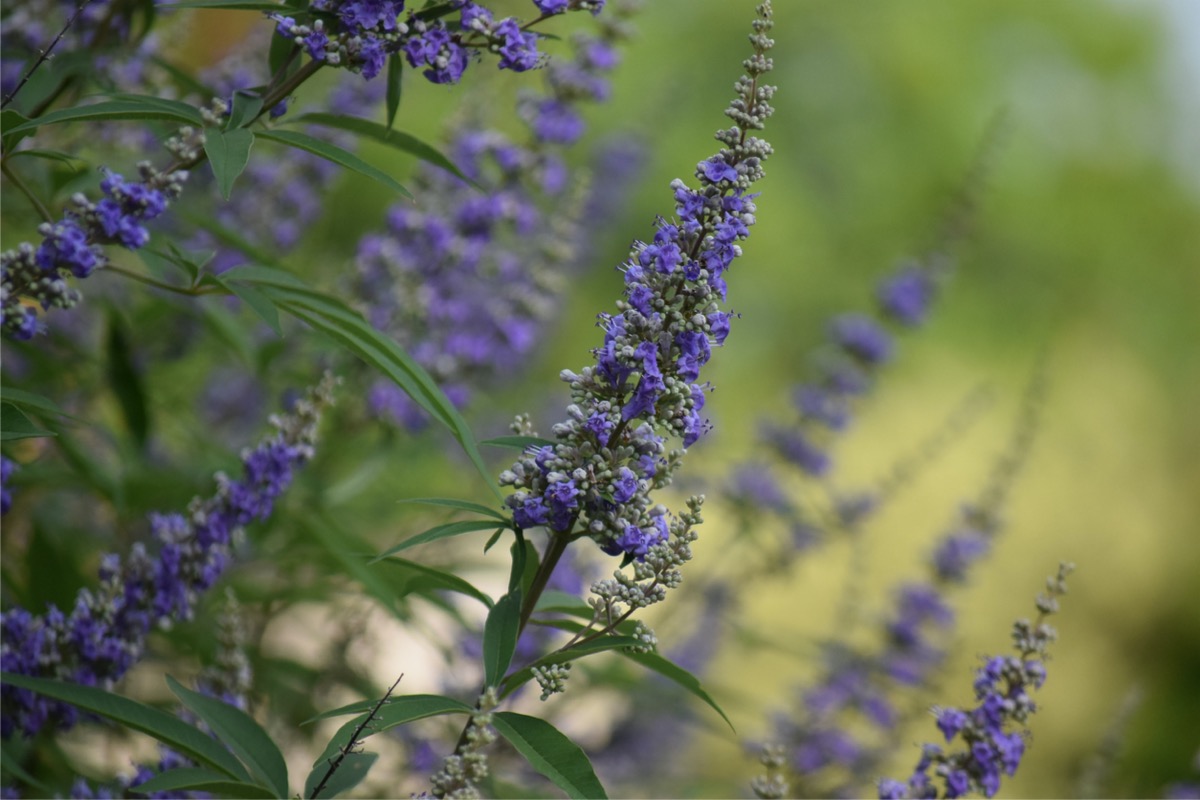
6, 0, 1199, 796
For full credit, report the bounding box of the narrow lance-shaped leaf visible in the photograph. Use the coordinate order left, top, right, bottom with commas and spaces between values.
5, 97, 203, 135
385, 53, 403, 132
167, 676, 289, 798
310, 695, 472, 766
621, 650, 735, 732
0, 673, 251, 781
305, 752, 377, 799
396, 496, 508, 522
256, 129, 412, 198
371, 519, 508, 562
492, 712, 607, 800
131, 769, 279, 799
483, 589, 523, 687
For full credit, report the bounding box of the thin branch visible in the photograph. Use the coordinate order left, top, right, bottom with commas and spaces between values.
309, 674, 404, 800
1, 0, 97, 110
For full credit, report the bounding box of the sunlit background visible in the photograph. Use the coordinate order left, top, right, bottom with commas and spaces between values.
4, 0, 1199, 797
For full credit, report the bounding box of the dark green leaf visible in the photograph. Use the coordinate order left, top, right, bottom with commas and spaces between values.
167, 676, 289, 797
500, 635, 643, 698
215, 264, 306, 287
158, 0, 288, 8
0, 673, 251, 781
510, 536, 539, 596
1, 737, 52, 795
198, 300, 255, 366
0, 388, 76, 421
534, 591, 593, 618
372, 556, 494, 608
177, 212, 282, 266
268, 36, 300, 83
621, 650, 735, 732
227, 90, 265, 129
204, 127, 255, 200
311, 695, 472, 766
287, 113, 473, 187
4, 148, 87, 166
484, 527, 505, 552
106, 313, 149, 449
385, 54, 402, 131
226, 281, 282, 336
5, 98, 203, 135
305, 752, 377, 799
492, 712, 607, 800
481, 435, 557, 451
483, 589, 522, 687
132, 768, 278, 799
148, 56, 217, 98
256, 129, 412, 198
396, 496, 507, 521
1, 109, 34, 150
371, 519, 508, 562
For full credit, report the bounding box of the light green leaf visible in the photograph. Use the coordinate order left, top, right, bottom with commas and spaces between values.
287, 112, 475, 187
204, 127, 255, 200
483, 589, 522, 687
305, 752, 377, 799
372, 557, 494, 608
167, 676, 289, 798
492, 712, 607, 800
371, 519, 507, 562
256, 129, 412, 198
0, 673, 251, 781
132, 768, 279, 799
5, 97, 203, 135
621, 650, 735, 732
396, 496, 508, 521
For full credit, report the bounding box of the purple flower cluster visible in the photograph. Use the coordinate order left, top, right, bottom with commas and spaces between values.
2, 163, 187, 341
0, 376, 336, 738
879, 563, 1073, 799
354, 10, 635, 428
273, 0, 598, 83
0, 456, 15, 515
498, 5, 775, 559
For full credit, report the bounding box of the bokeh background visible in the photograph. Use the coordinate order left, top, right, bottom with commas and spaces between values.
4, 0, 1199, 797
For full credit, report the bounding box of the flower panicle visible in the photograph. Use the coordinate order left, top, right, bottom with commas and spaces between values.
878, 562, 1075, 800
499, 2, 774, 560
0, 374, 338, 738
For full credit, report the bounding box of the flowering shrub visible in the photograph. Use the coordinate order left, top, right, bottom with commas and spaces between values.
2, 1, 1197, 799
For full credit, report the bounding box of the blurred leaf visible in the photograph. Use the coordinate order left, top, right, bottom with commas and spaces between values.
482, 435, 557, 450
0, 673, 252, 781
267, 37, 300, 83
167, 676, 289, 797
386, 53, 403, 131
0, 738, 51, 794
198, 300, 255, 366
1, 109, 34, 150
287, 113, 475, 187
298, 515, 405, 618
371, 519, 508, 561
305, 752, 377, 799
0, 402, 56, 441
177, 212, 282, 266
204, 127, 255, 199
491, 712, 607, 800
6, 97, 203, 135
622, 650, 734, 732
132, 768, 278, 799
158, 0, 288, 8
534, 591, 594, 618
256, 129, 412, 198
371, 556, 495, 608
225, 281, 283, 336
105, 312, 150, 450
311, 695, 472, 766
396, 496, 508, 521
0, 388, 78, 422
5, 148, 87, 166
483, 589, 522, 687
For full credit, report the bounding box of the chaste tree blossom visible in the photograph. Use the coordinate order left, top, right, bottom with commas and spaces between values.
0, 375, 337, 738
498, 3, 776, 560
878, 562, 1074, 799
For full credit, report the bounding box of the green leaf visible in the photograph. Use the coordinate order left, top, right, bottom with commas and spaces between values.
298, 514, 404, 618
1, 737, 52, 795
158, 0, 289, 8
372, 556, 494, 608
227, 90, 264, 129
500, 634, 643, 698
287, 113, 474, 187
483, 589, 522, 687
0, 388, 77, 421
106, 312, 149, 450
510, 536, 539, 596
0, 673, 251, 781
268, 36, 300, 83
371, 519, 508, 562
256, 129, 412, 198
491, 712, 607, 800
225, 273, 497, 497
621, 651, 735, 732
311, 695, 472, 766
226, 280, 282, 336
534, 591, 594, 618
4, 148, 87, 166
5, 97, 203, 135
177, 212, 283, 266
1, 109, 34, 150
385, 53, 402, 132
132, 768, 279, 799
167, 676, 289, 797
204, 127, 255, 200
481, 435, 557, 451
396, 496, 508, 521
199, 300, 255, 366
305, 752, 377, 799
